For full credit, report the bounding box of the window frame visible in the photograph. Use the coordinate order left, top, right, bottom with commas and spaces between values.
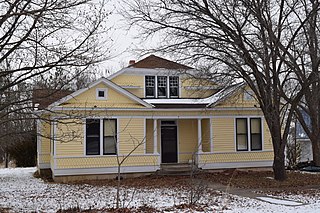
169, 76, 179, 98
103, 119, 117, 155
250, 118, 262, 151
85, 119, 101, 155
236, 118, 249, 151
85, 118, 118, 156
145, 75, 180, 98
235, 117, 263, 152
157, 76, 168, 98
145, 76, 156, 98
96, 88, 108, 100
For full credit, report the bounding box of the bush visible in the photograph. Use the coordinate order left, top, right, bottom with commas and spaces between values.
8, 134, 36, 167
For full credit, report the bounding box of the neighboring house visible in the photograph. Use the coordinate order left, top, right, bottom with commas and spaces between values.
36, 55, 274, 182
295, 112, 313, 162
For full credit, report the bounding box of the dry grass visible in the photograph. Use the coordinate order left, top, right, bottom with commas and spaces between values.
71, 169, 320, 191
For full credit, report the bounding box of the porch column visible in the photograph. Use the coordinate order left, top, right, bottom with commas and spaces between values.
153, 119, 158, 154
198, 118, 202, 153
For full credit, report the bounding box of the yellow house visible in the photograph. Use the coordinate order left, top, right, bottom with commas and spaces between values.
36, 55, 274, 181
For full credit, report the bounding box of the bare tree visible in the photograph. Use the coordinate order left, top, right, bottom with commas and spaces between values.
0, 0, 111, 152
290, 0, 320, 166
122, 0, 318, 180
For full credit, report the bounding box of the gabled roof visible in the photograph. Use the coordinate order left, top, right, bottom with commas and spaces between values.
108, 55, 194, 80
129, 55, 193, 69
48, 78, 154, 109
33, 89, 73, 110
206, 82, 246, 107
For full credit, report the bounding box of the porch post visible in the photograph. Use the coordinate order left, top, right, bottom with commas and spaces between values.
198, 118, 202, 153
153, 119, 158, 154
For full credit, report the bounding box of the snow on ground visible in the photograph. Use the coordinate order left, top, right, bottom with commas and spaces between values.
1, 168, 320, 212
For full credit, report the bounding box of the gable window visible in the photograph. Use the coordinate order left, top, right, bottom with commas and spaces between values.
157, 76, 167, 98
145, 76, 155, 98
96, 88, 107, 100
86, 119, 117, 155
169, 76, 179, 98
236, 118, 262, 151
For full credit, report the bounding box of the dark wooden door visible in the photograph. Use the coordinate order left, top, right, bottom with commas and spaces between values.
161, 125, 178, 163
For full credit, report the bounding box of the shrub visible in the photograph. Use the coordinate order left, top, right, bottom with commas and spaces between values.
8, 134, 36, 167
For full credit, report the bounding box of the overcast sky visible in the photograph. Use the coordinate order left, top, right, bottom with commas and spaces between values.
100, 1, 149, 76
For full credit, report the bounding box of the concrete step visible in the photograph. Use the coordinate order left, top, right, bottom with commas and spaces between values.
158, 163, 200, 175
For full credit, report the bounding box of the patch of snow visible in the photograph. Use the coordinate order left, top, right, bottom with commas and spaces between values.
1, 167, 320, 212
143, 83, 244, 105
257, 196, 303, 206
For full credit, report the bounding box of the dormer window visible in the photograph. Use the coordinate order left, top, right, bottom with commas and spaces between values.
96, 88, 107, 100
145, 76, 179, 98
145, 76, 155, 98
157, 76, 167, 98
169, 76, 179, 98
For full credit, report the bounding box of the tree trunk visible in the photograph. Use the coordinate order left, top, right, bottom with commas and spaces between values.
4, 152, 9, 168
312, 140, 320, 166
116, 165, 120, 209
273, 153, 287, 181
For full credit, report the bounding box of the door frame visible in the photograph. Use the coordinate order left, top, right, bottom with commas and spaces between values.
160, 120, 179, 164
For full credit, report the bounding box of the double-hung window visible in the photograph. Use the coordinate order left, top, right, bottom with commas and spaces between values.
86, 119, 100, 155
236, 118, 262, 151
236, 118, 248, 151
250, 118, 262, 150
157, 76, 167, 98
86, 119, 117, 155
145, 76, 155, 98
103, 119, 117, 155
169, 76, 179, 98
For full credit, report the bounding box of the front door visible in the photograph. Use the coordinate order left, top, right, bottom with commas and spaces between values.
161, 121, 178, 163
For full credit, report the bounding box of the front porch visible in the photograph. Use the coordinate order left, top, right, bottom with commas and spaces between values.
145, 118, 212, 165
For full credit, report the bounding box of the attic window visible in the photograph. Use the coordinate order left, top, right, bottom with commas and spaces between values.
96, 88, 107, 100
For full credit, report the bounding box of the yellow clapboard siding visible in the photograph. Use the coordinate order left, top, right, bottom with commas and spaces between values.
55, 119, 84, 157
119, 118, 145, 154
213, 118, 235, 152
63, 83, 145, 108
39, 154, 51, 164
111, 75, 144, 98
199, 151, 274, 164
145, 119, 154, 154
56, 155, 159, 169
178, 119, 198, 162
180, 78, 216, 98
201, 119, 211, 152
40, 121, 51, 163
264, 121, 273, 150
215, 86, 258, 108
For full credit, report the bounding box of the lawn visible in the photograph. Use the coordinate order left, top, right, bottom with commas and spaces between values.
1, 168, 320, 212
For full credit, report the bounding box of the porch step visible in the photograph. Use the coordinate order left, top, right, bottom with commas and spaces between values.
158, 163, 200, 176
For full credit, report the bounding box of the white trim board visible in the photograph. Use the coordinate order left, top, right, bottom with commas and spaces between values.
107, 67, 196, 80
199, 160, 273, 170
38, 163, 51, 169
50, 106, 262, 112
53, 165, 160, 176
